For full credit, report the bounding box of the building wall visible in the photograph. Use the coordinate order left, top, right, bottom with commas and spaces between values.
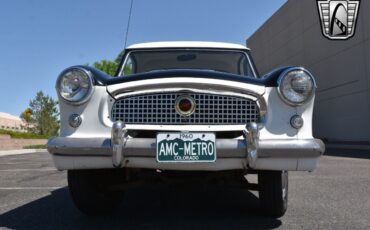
247, 0, 370, 142
0, 113, 27, 132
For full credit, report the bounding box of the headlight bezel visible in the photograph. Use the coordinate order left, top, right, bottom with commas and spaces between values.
277, 67, 316, 106
56, 67, 94, 105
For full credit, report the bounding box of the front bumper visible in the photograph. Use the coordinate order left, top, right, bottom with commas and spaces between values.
47, 122, 325, 171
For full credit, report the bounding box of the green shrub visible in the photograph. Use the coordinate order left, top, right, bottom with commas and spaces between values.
23, 144, 47, 149
0, 129, 48, 139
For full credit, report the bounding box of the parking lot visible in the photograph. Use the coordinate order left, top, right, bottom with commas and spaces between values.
0, 151, 369, 230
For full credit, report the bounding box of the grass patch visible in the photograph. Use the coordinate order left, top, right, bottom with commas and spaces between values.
0, 129, 48, 139
23, 144, 47, 149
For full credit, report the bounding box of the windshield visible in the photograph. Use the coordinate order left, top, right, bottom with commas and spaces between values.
119, 49, 256, 77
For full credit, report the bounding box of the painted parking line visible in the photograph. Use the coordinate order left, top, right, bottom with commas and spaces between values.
0, 149, 47, 157
0, 168, 57, 172
0, 187, 63, 190
0, 162, 44, 165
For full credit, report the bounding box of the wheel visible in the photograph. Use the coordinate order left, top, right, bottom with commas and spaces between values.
258, 170, 288, 218
67, 169, 125, 216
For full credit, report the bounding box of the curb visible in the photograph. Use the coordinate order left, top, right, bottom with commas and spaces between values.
0, 149, 47, 157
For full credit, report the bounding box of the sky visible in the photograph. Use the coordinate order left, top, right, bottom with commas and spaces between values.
0, 0, 286, 116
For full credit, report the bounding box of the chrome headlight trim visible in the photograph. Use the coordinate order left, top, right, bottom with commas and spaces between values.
56, 67, 94, 105
277, 67, 316, 106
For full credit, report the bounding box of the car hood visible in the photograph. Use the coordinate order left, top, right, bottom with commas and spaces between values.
105, 69, 266, 98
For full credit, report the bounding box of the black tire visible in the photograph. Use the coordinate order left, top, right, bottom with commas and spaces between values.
258, 170, 288, 218
67, 169, 125, 216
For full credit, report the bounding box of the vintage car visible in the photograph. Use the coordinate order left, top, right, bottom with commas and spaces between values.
47, 41, 325, 217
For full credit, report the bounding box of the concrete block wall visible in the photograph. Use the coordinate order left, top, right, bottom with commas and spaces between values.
247, 0, 370, 142
0, 135, 11, 140
0, 139, 47, 150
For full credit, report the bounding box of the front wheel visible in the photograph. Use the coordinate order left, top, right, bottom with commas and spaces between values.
258, 170, 288, 218
68, 169, 125, 216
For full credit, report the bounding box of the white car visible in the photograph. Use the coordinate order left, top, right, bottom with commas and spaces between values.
48, 41, 325, 217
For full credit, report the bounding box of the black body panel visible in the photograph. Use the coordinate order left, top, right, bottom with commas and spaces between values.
79, 65, 293, 87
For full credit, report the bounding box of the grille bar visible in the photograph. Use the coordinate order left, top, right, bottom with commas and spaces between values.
111, 93, 260, 125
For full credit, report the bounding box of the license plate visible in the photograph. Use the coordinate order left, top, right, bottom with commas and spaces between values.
156, 133, 216, 163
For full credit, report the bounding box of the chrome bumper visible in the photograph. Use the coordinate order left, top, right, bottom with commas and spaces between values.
47, 122, 325, 170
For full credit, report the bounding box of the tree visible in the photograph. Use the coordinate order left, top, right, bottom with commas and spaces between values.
114, 50, 125, 64
20, 108, 33, 131
92, 50, 133, 76
93, 60, 118, 76
28, 91, 59, 136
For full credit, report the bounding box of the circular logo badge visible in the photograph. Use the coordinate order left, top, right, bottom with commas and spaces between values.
175, 96, 196, 116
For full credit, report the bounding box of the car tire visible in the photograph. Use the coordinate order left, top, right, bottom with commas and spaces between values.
258, 170, 288, 218
67, 169, 125, 216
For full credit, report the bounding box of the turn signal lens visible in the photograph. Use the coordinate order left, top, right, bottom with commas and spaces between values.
290, 115, 304, 129
69, 114, 82, 128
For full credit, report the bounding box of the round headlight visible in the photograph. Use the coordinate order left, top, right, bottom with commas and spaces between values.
278, 68, 316, 106
56, 67, 93, 104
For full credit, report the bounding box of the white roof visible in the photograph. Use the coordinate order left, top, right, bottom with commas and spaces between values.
127, 41, 249, 50
0, 112, 22, 121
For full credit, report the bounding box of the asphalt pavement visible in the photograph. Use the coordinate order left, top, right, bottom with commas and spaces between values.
0, 150, 369, 230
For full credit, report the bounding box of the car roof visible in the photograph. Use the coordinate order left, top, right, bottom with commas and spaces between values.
126, 41, 250, 50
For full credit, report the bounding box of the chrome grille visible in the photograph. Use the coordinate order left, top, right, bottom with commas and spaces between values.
111, 93, 260, 125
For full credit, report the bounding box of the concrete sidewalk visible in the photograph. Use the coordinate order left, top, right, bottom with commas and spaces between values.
0, 149, 47, 157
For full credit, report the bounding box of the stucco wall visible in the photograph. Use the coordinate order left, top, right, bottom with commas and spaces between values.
247, 0, 370, 142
